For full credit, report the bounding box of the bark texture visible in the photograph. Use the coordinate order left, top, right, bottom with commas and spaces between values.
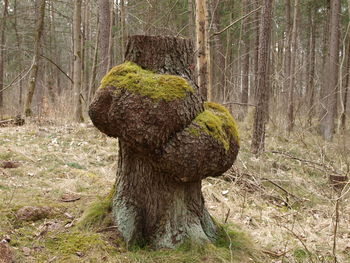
89, 35, 240, 249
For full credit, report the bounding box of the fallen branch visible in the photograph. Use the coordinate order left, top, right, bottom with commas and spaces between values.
270, 150, 340, 175
222, 101, 257, 107
261, 177, 301, 201
210, 6, 262, 38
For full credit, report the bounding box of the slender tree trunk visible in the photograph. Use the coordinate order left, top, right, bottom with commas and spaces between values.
98, 0, 111, 75
241, 0, 250, 117
0, 0, 8, 115
13, 0, 23, 108
196, 0, 208, 100
283, 0, 291, 118
340, 39, 350, 130
252, 0, 261, 103
188, 0, 195, 41
320, 0, 340, 140
319, 1, 330, 133
287, 0, 299, 132
251, 0, 273, 154
340, 0, 350, 130
24, 0, 46, 117
120, 0, 127, 60
307, 7, 316, 126
205, 0, 212, 101
107, 0, 114, 70
88, 20, 100, 103
73, 0, 84, 122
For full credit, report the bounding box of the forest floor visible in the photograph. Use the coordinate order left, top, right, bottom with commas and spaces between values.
0, 118, 350, 263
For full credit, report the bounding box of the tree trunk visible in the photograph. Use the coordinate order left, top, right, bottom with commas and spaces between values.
98, 0, 111, 75
107, 0, 114, 70
120, 0, 127, 60
89, 35, 240, 249
307, 7, 316, 126
0, 0, 8, 116
88, 19, 99, 103
188, 0, 195, 41
340, 39, 350, 130
24, 0, 46, 117
320, 0, 340, 140
73, 0, 84, 122
251, 0, 273, 154
319, 1, 330, 134
241, 0, 250, 117
252, 0, 261, 103
196, 0, 208, 100
283, 0, 291, 125
287, 0, 299, 132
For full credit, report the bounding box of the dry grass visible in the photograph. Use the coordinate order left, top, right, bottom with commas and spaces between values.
0, 118, 349, 262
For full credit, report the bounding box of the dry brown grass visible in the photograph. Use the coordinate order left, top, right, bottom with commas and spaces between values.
0, 116, 349, 262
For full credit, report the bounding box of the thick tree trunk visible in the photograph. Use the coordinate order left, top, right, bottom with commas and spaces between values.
113, 141, 217, 248
89, 35, 239, 249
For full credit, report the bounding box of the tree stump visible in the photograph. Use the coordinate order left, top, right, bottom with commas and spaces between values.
89, 35, 240, 249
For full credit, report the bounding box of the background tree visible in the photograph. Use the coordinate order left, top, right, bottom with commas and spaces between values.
97, 0, 111, 77
0, 0, 8, 116
73, 0, 83, 122
320, 0, 340, 140
251, 0, 273, 154
24, 0, 46, 117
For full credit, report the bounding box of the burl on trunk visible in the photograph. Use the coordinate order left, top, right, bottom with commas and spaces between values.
89, 35, 240, 249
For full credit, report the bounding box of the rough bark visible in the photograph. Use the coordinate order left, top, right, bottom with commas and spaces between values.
89, 35, 240, 249
24, 0, 46, 117
251, 0, 273, 154
320, 0, 340, 140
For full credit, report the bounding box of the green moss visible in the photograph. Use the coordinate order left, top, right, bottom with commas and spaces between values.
45, 231, 114, 256
189, 102, 240, 152
99, 61, 194, 101
293, 248, 308, 262
77, 186, 115, 229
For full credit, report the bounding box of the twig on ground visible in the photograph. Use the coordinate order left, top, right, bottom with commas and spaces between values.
271, 150, 341, 175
